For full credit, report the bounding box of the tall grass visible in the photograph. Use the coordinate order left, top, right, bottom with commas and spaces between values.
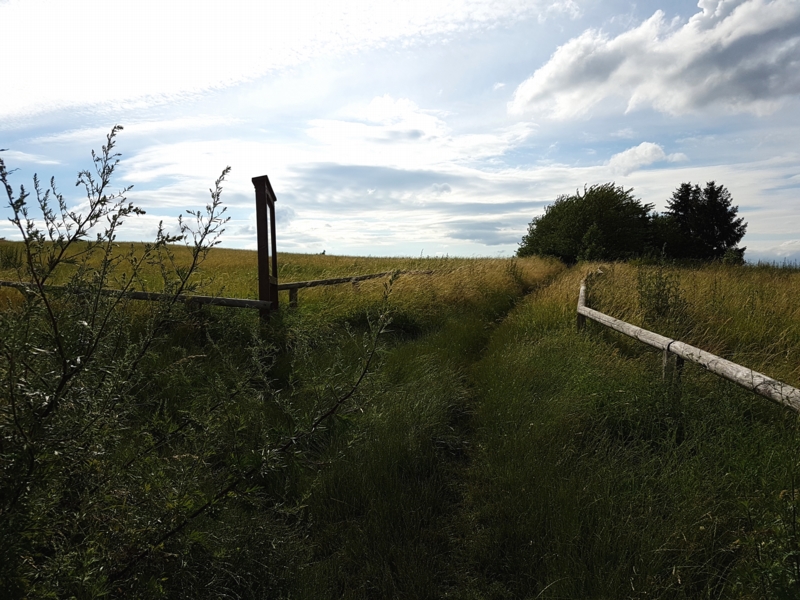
1, 237, 564, 597
587, 261, 800, 386
461, 264, 800, 598
280, 255, 563, 598
5, 239, 800, 597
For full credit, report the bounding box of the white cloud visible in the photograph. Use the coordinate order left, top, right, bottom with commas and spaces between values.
306, 95, 534, 169
608, 142, 687, 175
6, 125, 797, 256
28, 117, 241, 145
746, 240, 800, 263
772, 240, 800, 256
0, 0, 577, 120
359, 95, 435, 125
611, 128, 636, 139
509, 0, 800, 119
0, 150, 60, 165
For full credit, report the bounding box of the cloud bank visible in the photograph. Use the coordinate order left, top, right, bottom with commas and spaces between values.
1, 0, 577, 120
509, 0, 800, 119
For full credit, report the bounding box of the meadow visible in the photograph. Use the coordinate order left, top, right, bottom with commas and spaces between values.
2, 238, 800, 598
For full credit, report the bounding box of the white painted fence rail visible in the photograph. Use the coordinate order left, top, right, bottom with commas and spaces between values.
577, 281, 800, 413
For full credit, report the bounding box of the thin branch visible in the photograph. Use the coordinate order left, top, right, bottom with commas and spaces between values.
109, 311, 389, 583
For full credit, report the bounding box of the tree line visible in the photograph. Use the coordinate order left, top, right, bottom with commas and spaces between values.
517, 181, 747, 264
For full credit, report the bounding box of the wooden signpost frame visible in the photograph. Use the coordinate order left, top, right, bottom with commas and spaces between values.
251, 175, 279, 319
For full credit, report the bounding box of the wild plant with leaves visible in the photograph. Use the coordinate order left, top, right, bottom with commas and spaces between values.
0, 128, 389, 598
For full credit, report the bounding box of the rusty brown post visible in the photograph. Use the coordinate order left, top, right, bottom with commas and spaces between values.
251, 175, 279, 319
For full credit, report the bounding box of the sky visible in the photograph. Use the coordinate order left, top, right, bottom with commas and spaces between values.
1, 0, 799, 261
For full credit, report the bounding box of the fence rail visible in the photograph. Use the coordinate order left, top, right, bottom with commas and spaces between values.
0, 269, 434, 311
0, 280, 271, 310
278, 269, 433, 307
277, 271, 394, 291
577, 280, 800, 413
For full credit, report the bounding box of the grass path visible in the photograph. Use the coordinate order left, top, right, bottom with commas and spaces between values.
458, 267, 800, 598
289, 264, 564, 598
285, 263, 800, 598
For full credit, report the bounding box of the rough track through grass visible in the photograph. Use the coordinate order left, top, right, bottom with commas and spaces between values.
5, 241, 800, 598
458, 266, 800, 598
290, 260, 565, 599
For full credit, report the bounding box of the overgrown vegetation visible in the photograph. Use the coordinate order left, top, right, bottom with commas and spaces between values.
0, 130, 396, 597
517, 181, 746, 264
460, 264, 800, 598
2, 133, 799, 598
517, 183, 652, 263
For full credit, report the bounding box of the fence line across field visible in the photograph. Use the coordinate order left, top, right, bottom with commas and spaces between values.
0, 280, 273, 311
279, 270, 433, 307
0, 173, 434, 316
577, 279, 800, 413
0, 269, 433, 311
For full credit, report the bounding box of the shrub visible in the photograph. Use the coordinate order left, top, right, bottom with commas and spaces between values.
0, 128, 388, 597
636, 262, 688, 336
517, 183, 652, 264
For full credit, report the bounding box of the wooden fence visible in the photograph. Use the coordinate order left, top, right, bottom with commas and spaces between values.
278, 270, 433, 307
0, 269, 432, 312
0, 174, 432, 317
577, 280, 800, 413
0, 280, 272, 311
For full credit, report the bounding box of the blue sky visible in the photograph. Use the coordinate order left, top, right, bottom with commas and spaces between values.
2, 0, 799, 261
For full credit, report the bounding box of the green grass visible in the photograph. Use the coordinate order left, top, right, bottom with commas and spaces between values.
3, 245, 800, 598
458, 265, 800, 598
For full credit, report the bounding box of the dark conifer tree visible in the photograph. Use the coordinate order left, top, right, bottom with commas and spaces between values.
664, 181, 746, 260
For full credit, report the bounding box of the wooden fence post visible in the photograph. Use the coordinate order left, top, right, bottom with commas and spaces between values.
674, 356, 685, 391
251, 175, 279, 320
663, 344, 686, 399
577, 281, 587, 331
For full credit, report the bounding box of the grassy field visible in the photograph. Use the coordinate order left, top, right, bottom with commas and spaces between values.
2, 241, 800, 598
461, 262, 800, 598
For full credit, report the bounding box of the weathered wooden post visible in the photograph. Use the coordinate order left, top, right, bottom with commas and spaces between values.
251, 175, 279, 320
662, 344, 685, 400
577, 280, 587, 331
674, 355, 685, 393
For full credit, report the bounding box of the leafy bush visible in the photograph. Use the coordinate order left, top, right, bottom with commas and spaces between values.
517, 183, 652, 264
0, 128, 389, 598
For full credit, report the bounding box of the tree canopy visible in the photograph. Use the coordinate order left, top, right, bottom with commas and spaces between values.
517, 183, 652, 264
517, 181, 747, 264
659, 181, 747, 260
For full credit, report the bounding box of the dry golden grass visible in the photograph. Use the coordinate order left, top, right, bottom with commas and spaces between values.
0, 238, 564, 333
265, 255, 564, 328
583, 261, 800, 387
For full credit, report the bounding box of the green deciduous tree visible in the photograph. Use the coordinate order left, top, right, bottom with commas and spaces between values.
517, 183, 652, 264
